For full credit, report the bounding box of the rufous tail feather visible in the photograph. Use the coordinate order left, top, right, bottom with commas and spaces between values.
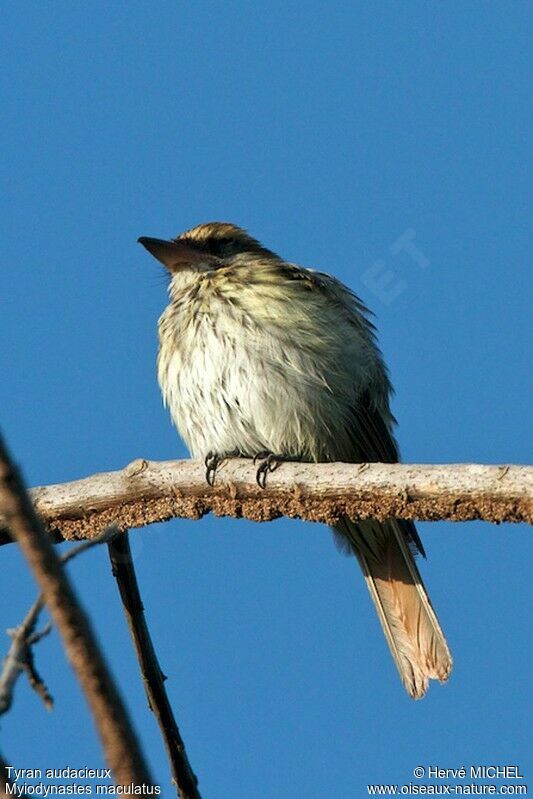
339, 518, 452, 699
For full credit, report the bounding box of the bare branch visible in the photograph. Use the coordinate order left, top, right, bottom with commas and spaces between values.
0, 436, 154, 788
108, 532, 201, 799
0, 459, 530, 546
0, 595, 48, 715
0, 527, 118, 716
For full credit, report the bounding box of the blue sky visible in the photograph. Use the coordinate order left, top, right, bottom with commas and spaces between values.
1, 1, 531, 796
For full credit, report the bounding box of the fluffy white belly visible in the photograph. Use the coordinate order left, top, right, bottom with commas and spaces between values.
158, 312, 354, 461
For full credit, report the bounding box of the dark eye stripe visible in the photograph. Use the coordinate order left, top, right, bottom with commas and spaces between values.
180, 235, 236, 257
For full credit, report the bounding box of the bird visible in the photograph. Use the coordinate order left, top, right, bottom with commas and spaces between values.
138, 221, 452, 699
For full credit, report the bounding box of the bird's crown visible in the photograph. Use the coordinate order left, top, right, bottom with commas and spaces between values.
176, 222, 273, 259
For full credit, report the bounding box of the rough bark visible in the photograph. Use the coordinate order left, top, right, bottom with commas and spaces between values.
1, 459, 530, 546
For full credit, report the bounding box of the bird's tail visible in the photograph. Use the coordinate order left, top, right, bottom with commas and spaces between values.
335, 518, 452, 699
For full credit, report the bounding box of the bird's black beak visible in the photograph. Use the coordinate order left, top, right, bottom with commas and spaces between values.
138, 236, 210, 272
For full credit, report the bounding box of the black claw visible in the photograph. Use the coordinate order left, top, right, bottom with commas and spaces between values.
205, 451, 221, 487
204, 450, 239, 486
254, 452, 285, 489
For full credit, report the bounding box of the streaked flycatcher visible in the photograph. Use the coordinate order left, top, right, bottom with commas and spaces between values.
139, 222, 452, 699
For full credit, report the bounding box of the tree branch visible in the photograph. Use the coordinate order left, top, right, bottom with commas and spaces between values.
0, 459, 530, 546
0, 594, 52, 716
108, 532, 201, 799
0, 528, 117, 717
0, 436, 154, 788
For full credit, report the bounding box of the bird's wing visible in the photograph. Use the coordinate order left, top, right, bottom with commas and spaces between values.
338, 391, 425, 558
286, 267, 449, 697
300, 268, 426, 558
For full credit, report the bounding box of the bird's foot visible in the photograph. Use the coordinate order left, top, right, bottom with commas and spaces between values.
253, 451, 289, 489
204, 450, 238, 486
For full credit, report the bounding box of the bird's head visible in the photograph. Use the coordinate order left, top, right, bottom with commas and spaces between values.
138, 222, 276, 273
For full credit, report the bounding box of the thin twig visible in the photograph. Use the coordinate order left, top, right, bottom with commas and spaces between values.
0, 459, 530, 547
108, 532, 201, 799
19, 622, 53, 709
0, 435, 153, 788
0, 527, 118, 716
0, 594, 48, 715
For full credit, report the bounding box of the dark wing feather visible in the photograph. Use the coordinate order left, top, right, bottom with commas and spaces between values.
339, 389, 426, 558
